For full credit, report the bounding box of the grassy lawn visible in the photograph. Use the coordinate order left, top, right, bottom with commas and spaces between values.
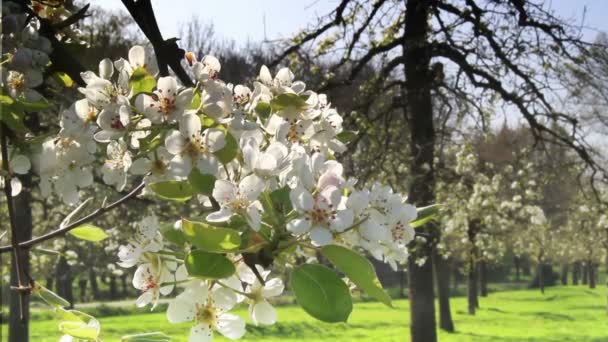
2, 285, 607, 341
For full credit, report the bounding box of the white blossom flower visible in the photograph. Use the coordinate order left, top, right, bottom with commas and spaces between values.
165, 114, 225, 177
238, 264, 284, 325
101, 139, 132, 191
139, 76, 193, 123
117, 215, 163, 268
207, 174, 265, 231
167, 281, 246, 342
0, 152, 30, 196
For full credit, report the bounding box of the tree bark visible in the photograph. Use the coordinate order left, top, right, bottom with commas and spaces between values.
538, 262, 545, 294
573, 261, 580, 285
399, 268, 407, 299
404, 1, 438, 341
45, 276, 54, 291
514, 256, 521, 281
121, 273, 129, 296
433, 251, 454, 332
109, 275, 118, 299
523, 258, 531, 276
78, 278, 88, 302
589, 262, 596, 289
89, 269, 100, 300
8, 183, 33, 342
582, 263, 589, 285
479, 259, 488, 297
560, 264, 568, 285
55, 256, 74, 308
467, 253, 478, 315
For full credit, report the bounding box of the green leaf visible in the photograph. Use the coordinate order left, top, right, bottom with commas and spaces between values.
188, 169, 215, 196
1, 106, 26, 133
254, 102, 271, 120
321, 245, 392, 307
185, 250, 235, 279
290, 264, 352, 323
68, 224, 108, 242
56, 309, 100, 340
270, 93, 308, 112
411, 204, 440, 228
121, 332, 171, 342
160, 223, 186, 245
188, 92, 201, 110
336, 131, 358, 144
19, 99, 51, 111
137, 127, 164, 155
53, 72, 74, 88
214, 131, 238, 164
59, 319, 100, 339
33, 282, 70, 308
0, 94, 14, 105
149, 181, 194, 202
270, 186, 293, 214
182, 219, 241, 253
130, 67, 157, 95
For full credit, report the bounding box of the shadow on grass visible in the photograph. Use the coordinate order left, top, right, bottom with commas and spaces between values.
525, 311, 573, 321
486, 307, 509, 314
246, 321, 401, 338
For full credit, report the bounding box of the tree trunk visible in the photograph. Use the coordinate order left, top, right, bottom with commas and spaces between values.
55, 256, 74, 308
404, 1, 437, 341
560, 264, 568, 285
121, 273, 129, 296
399, 268, 406, 299
538, 262, 545, 294
433, 251, 454, 332
89, 269, 100, 300
452, 259, 459, 291
78, 279, 88, 302
514, 256, 521, 281
589, 262, 596, 289
522, 258, 531, 276
45, 276, 54, 291
582, 263, 589, 285
8, 183, 33, 342
573, 262, 580, 285
467, 253, 478, 315
109, 275, 118, 299
479, 259, 488, 297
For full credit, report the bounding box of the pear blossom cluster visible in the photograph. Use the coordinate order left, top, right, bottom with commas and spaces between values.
15, 44, 421, 341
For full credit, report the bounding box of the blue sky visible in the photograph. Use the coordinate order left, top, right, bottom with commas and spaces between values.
94, 0, 608, 44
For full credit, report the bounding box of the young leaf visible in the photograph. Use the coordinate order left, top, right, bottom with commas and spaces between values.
411, 204, 440, 228
188, 168, 215, 196
321, 245, 393, 307
185, 250, 235, 279
336, 130, 358, 144
149, 181, 194, 202
58, 319, 100, 339
181, 219, 241, 253
270, 93, 308, 112
290, 264, 352, 323
254, 102, 271, 120
160, 223, 186, 245
214, 131, 238, 164
32, 282, 70, 308
68, 224, 108, 242
130, 67, 156, 95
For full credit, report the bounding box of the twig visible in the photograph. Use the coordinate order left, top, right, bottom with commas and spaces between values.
0, 181, 146, 254
1, 123, 29, 321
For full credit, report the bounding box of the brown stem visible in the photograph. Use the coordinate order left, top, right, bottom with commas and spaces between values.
1, 124, 29, 321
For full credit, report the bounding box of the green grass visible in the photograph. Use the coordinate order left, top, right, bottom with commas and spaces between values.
2, 286, 607, 341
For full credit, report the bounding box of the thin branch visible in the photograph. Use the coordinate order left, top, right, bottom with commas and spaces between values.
1, 123, 29, 321
0, 181, 146, 254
